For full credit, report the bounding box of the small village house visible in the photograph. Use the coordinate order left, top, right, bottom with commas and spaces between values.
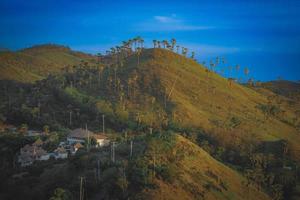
18, 141, 49, 166
54, 147, 68, 159
67, 128, 110, 147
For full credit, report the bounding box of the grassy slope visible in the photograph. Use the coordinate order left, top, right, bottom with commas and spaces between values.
139, 135, 270, 200
0, 44, 95, 83
121, 48, 300, 160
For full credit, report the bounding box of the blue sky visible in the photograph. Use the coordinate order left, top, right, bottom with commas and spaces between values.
1, 0, 300, 81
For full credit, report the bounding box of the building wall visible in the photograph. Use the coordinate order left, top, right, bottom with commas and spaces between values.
96, 139, 110, 147
67, 137, 85, 144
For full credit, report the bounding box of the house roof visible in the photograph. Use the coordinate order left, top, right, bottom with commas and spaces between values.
93, 134, 108, 140
68, 128, 108, 140
55, 147, 67, 154
33, 138, 43, 146
68, 128, 94, 139
35, 148, 48, 156
21, 144, 47, 156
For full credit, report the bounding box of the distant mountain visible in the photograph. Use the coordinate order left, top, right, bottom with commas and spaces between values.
0, 47, 10, 52
0, 44, 96, 83
261, 80, 300, 101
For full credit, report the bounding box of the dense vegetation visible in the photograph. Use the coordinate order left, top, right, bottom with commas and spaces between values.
0, 38, 299, 199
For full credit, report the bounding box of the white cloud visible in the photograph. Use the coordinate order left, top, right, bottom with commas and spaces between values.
154, 15, 181, 23
136, 15, 214, 32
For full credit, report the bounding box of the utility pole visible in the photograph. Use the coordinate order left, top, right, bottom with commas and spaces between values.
111, 143, 113, 161
111, 142, 115, 163
113, 142, 115, 163
79, 176, 84, 200
86, 124, 90, 152
102, 114, 105, 133
38, 100, 41, 119
69, 111, 72, 126
153, 154, 156, 178
130, 140, 133, 158
97, 159, 100, 182
149, 127, 153, 135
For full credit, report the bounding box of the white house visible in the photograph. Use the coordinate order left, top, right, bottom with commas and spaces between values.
35, 149, 50, 161
94, 134, 110, 147
18, 142, 50, 166
18, 153, 33, 167
67, 128, 110, 147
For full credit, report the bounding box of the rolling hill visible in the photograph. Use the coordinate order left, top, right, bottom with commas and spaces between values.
0, 44, 96, 83
1, 47, 299, 161
136, 134, 271, 200
101, 48, 300, 161
0, 45, 299, 199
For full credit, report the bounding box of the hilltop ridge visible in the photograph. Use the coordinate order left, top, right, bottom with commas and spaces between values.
0, 44, 96, 82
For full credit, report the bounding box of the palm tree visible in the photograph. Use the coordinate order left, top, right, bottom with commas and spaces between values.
162, 40, 168, 48
157, 41, 161, 48
176, 45, 180, 53
136, 36, 142, 47
128, 39, 133, 51
136, 47, 142, 66
140, 39, 144, 48
153, 40, 157, 48
171, 38, 176, 51
110, 47, 116, 55
191, 51, 195, 59
133, 37, 138, 51
182, 47, 188, 57
221, 57, 226, 64
216, 56, 220, 65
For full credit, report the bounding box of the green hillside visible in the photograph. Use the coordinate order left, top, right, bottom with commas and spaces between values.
0, 45, 299, 199
0, 44, 96, 82
99, 48, 300, 161
136, 134, 270, 200
1, 47, 299, 159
